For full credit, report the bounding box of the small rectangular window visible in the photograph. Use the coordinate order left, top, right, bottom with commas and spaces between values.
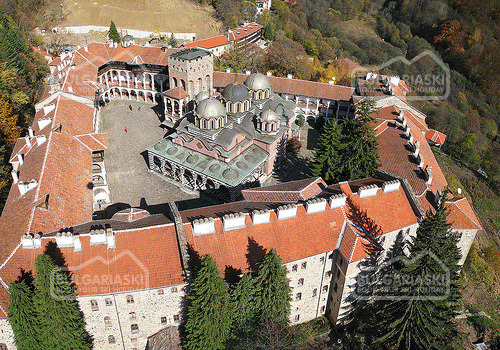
334, 283, 338, 292
337, 269, 341, 278
158, 289, 164, 295
173, 314, 180, 322
323, 285, 328, 292
90, 300, 99, 311
129, 312, 136, 320
312, 288, 317, 297
320, 257, 325, 263
171, 287, 178, 293
105, 298, 113, 306
298, 278, 304, 286
292, 264, 298, 272
320, 306, 326, 313
296, 293, 302, 301
161, 316, 167, 324
326, 271, 332, 277
301, 262, 307, 269
131, 324, 139, 334
294, 314, 300, 321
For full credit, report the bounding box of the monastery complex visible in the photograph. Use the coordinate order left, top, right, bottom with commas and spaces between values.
0, 38, 482, 350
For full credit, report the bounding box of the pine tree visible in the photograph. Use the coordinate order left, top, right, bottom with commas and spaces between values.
108, 21, 121, 43
33, 255, 92, 350
230, 273, 257, 336
370, 203, 462, 350
254, 249, 291, 325
309, 119, 344, 183
8, 280, 40, 350
185, 255, 232, 350
168, 33, 178, 47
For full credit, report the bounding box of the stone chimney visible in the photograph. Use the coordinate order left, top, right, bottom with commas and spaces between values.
306, 198, 327, 214
329, 193, 347, 208
28, 127, 34, 138
413, 140, 420, 158
25, 136, 31, 148
90, 228, 107, 245
17, 153, 23, 166
192, 217, 215, 235
11, 170, 18, 184
382, 180, 400, 193
408, 132, 414, 144
418, 154, 425, 168
223, 212, 246, 231
55, 231, 74, 248
73, 234, 82, 252
277, 204, 297, 220
426, 165, 433, 185
252, 209, 270, 224
106, 227, 115, 249
401, 115, 407, 128
21, 233, 42, 249
358, 184, 379, 198
84, 45, 88, 52
404, 125, 410, 137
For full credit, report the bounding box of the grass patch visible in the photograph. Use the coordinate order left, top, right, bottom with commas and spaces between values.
293, 316, 331, 338
466, 316, 500, 335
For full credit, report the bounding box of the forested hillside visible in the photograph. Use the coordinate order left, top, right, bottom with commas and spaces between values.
0, 0, 54, 208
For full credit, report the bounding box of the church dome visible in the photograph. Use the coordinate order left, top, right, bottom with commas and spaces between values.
244, 73, 271, 91
196, 97, 225, 119
259, 110, 279, 122
195, 91, 210, 103
221, 82, 250, 102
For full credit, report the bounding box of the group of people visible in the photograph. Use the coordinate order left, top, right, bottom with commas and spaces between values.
125, 104, 142, 133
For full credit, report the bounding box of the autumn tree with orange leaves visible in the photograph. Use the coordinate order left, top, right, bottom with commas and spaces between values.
0, 91, 21, 146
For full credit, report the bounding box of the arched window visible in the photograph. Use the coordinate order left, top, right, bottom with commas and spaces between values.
172, 77, 178, 88
108, 335, 116, 344
209, 119, 215, 129
298, 278, 304, 285
219, 117, 224, 127
226, 101, 232, 112
126, 295, 134, 304
265, 89, 270, 98
131, 324, 139, 334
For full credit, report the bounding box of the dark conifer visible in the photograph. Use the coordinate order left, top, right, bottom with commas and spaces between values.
254, 249, 291, 324
309, 119, 344, 183
108, 21, 121, 43
185, 255, 232, 350
230, 273, 257, 336
33, 255, 92, 350
8, 279, 39, 350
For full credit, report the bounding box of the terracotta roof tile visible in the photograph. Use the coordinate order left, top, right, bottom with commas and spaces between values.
445, 197, 482, 230
213, 72, 355, 101
163, 86, 189, 100
74, 133, 108, 151
241, 177, 327, 202
425, 129, 447, 145
184, 36, 229, 49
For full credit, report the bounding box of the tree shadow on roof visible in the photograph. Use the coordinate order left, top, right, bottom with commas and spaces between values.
246, 237, 267, 276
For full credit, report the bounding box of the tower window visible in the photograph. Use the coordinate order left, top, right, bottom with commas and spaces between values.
131, 324, 139, 334
126, 295, 134, 304
90, 300, 98, 311
108, 335, 116, 344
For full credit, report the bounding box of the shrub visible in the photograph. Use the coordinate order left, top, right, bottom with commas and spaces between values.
286, 137, 301, 154
483, 245, 500, 273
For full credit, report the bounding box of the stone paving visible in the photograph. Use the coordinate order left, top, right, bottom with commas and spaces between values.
99, 100, 215, 216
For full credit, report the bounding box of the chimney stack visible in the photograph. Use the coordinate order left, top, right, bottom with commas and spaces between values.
11, 171, 18, 184
401, 116, 407, 128
306, 198, 327, 214
426, 165, 433, 185
329, 193, 347, 208
413, 140, 420, 158
28, 127, 34, 138
418, 154, 425, 169
267, 71, 272, 76
277, 204, 297, 220
408, 132, 414, 144
223, 212, 246, 231
252, 209, 270, 224
404, 125, 410, 137
382, 180, 400, 193
25, 136, 31, 148
192, 217, 215, 235
106, 227, 115, 249
358, 184, 379, 198
226, 68, 231, 73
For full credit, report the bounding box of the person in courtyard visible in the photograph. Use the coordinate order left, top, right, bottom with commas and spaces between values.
129, 104, 132, 110
138, 106, 141, 111
125, 127, 128, 133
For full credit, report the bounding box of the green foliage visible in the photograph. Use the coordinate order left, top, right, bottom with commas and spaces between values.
483, 245, 500, 273
185, 255, 232, 350
8, 279, 40, 350
465, 248, 494, 287
108, 21, 121, 43
33, 255, 92, 350
295, 115, 305, 127
168, 33, 178, 47
254, 249, 291, 325
309, 119, 343, 183
230, 273, 257, 336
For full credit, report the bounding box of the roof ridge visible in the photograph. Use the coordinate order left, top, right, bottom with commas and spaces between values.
447, 198, 481, 229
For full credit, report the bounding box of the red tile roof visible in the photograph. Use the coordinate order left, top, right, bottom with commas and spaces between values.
445, 197, 482, 230
213, 72, 354, 101
372, 106, 447, 199
241, 177, 326, 202
184, 35, 229, 49
425, 129, 447, 145
163, 86, 189, 100
226, 23, 263, 42
74, 133, 108, 151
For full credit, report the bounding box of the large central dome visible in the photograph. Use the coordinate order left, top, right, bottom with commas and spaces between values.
244, 73, 271, 91
221, 82, 250, 102
196, 97, 225, 119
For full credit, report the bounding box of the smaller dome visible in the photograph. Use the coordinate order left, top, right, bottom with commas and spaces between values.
245, 73, 271, 91
223, 168, 239, 180
195, 91, 210, 103
222, 83, 250, 102
259, 110, 279, 122
122, 35, 134, 41
196, 97, 225, 119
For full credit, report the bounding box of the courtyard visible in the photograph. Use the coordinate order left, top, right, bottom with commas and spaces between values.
99, 100, 216, 217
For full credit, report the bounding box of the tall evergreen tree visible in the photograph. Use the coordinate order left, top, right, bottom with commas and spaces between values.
369, 203, 462, 350
33, 255, 92, 350
185, 255, 232, 350
8, 279, 40, 350
309, 98, 379, 184
309, 119, 344, 183
108, 21, 121, 43
254, 249, 291, 324
230, 273, 257, 336
168, 33, 178, 47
